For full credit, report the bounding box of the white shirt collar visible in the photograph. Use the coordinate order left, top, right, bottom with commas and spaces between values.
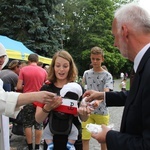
134, 43, 150, 72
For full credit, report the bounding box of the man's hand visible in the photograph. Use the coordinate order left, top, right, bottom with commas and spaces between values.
17, 91, 62, 107
34, 91, 57, 103
91, 124, 110, 143
83, 90, 105, 102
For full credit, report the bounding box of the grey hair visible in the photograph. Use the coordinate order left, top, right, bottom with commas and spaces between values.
114, 3, 150, 33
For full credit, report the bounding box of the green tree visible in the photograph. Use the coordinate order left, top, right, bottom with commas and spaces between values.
0, 0, 65, 58
62, 0, 133, 77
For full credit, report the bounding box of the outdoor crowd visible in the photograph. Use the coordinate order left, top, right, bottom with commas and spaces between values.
1, 2, 150, 150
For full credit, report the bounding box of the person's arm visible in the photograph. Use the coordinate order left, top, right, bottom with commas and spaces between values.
104, 88, 110, 92
104, 72, 114, 91
35, 106, 49, 123
0, 90, 20, 117
78, 113, 90, 122
77, 96, 98, 122
78, 105, 91, 122
106, 91, 127, 106
83, 90, 105, 102
35, 96, 62, 123
16, 91, 57, 107
83, 90, 128, 107
17, 79, 23, 91
0, 90, 56, 118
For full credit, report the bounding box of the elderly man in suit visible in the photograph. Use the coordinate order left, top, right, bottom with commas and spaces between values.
83, 3, 150, 150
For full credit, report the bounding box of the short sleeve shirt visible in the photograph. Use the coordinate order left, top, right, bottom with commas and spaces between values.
83, 68, 113, 115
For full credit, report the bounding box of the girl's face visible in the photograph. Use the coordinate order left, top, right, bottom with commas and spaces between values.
54, 56, 70, 81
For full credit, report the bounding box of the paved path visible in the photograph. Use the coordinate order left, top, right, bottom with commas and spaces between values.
10, 79, 124, 150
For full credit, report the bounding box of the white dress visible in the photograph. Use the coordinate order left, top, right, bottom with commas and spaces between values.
0, 79, 20, 150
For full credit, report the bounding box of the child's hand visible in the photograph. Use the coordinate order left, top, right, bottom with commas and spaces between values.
88, 100, 100, 109
81, 97, 100, 110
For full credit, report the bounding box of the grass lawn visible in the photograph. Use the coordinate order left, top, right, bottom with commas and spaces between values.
126, 79, 130, 90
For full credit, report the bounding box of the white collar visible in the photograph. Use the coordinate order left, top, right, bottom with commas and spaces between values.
134, 43, 150, 72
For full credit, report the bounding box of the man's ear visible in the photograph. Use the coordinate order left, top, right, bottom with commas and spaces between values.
122, 25, 128, 39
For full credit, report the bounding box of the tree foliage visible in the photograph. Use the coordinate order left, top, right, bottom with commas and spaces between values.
0, 0, 134, 76
0, 0, 65, 57
62, 0, 133, 77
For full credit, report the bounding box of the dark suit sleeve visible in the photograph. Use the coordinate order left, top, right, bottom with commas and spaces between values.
105, 91, 128, 107
106, 130, 133, 150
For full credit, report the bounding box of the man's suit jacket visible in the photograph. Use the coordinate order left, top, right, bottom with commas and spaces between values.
105, 47, 150, 150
